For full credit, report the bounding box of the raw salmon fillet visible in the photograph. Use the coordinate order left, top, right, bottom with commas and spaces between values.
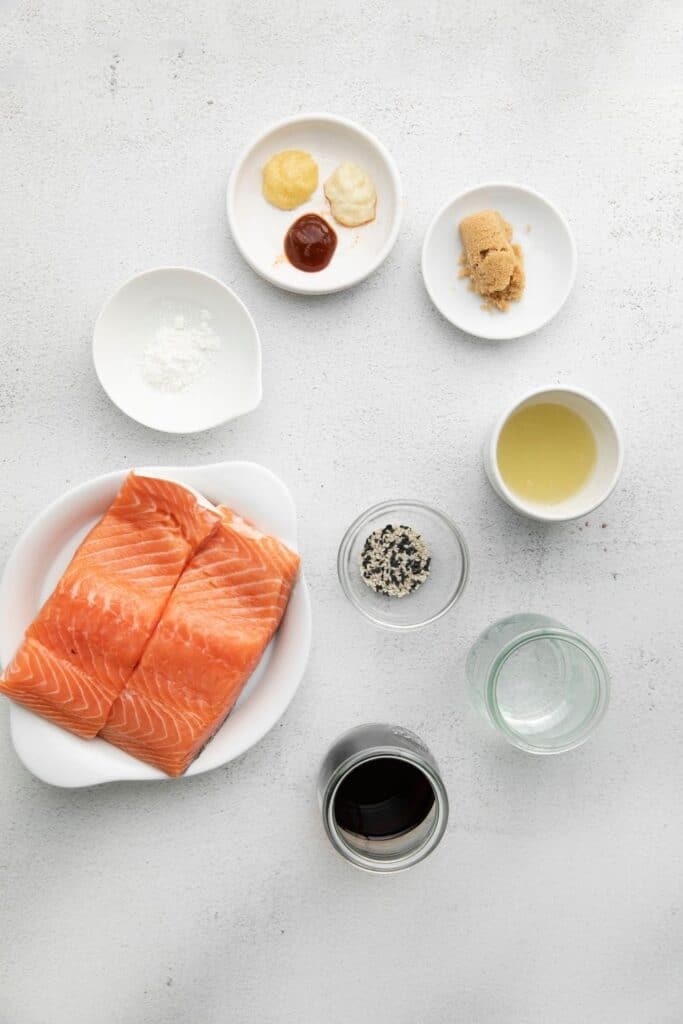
0, 474, 219, 738
100, 507, 301, 776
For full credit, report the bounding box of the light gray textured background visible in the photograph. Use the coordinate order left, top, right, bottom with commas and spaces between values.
1, 2, 682, 1022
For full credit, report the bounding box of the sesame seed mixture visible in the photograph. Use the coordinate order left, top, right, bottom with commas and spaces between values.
360, 524, 431, 598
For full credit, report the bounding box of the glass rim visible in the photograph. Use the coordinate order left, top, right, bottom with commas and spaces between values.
486, 627, 610, 754
321, 747, 450, 873
336, 499, 470, 631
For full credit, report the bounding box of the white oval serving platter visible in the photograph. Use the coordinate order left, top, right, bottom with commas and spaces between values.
0, 461, 311, 787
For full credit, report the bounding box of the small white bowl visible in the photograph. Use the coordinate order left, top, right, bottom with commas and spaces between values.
227, 113, 402, 294
93, 268, 262, 433
422, 183, 577, 341
484, 386, 623, 522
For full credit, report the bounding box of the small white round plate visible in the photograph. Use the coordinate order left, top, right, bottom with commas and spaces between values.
422, 183, 577, 341
93, 268, 262, 433
0, 462, 311, 787
227, 113, 402, 294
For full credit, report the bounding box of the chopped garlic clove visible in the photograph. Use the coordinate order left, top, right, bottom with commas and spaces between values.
324, 161, 377, 228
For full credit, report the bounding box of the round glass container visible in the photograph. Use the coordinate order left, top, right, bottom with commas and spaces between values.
337, 501, 469, 630
318, 724, 449, 873
466, 614, 610, 754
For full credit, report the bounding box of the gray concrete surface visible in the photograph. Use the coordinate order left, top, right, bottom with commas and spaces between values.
1, 1, 682, 1022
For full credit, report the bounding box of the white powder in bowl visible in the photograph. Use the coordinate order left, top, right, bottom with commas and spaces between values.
141, 311, 221, 392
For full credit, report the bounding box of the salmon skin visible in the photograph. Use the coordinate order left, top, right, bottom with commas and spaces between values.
100, 507, 301, 776
0, 474, 219, 738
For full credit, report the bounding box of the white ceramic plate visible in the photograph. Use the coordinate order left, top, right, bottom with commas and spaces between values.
422, 183, 577, 341
93, 268, 262, 433
0, 462, 311, 787
227, 113, 402, 294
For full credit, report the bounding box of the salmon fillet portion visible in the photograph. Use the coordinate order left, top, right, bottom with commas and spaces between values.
0, 474, 219, 738
100, 508, 301, 775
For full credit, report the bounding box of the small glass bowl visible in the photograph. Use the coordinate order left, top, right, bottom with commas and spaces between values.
337, 500, 469, 631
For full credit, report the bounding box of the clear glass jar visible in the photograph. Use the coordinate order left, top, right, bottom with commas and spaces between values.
318, 724, 449, 873
466, 614, 610, 754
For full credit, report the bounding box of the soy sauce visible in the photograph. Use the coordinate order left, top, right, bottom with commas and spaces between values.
333, 757, 436, 840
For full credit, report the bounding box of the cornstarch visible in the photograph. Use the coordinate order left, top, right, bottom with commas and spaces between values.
141, 311, 220, 392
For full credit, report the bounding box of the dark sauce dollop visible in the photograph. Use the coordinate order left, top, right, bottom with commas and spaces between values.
333, 757, 436, 840
284, 213, 337, 272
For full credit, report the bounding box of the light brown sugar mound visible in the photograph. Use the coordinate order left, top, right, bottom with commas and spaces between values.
458, 209, 525, 311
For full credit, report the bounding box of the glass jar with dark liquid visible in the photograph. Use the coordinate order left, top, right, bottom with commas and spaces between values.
318, 724, 449, 872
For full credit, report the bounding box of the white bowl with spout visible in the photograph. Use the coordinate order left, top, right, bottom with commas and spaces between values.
93, 268, 262, 433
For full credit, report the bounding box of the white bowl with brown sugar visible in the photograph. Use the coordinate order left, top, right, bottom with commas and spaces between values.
421, 182, 577, 341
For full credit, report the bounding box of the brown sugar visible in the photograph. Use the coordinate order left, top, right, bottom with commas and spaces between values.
458, 210, 525, 311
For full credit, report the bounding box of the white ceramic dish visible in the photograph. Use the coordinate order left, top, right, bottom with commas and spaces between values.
484, 386, 623, 522
227, 113, 402, 294
93, 268, 262, 433
0, 462, 311, 787
421, 183, 577, 341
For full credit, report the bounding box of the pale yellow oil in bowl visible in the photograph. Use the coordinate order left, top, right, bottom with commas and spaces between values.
496, 402, 597, 505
